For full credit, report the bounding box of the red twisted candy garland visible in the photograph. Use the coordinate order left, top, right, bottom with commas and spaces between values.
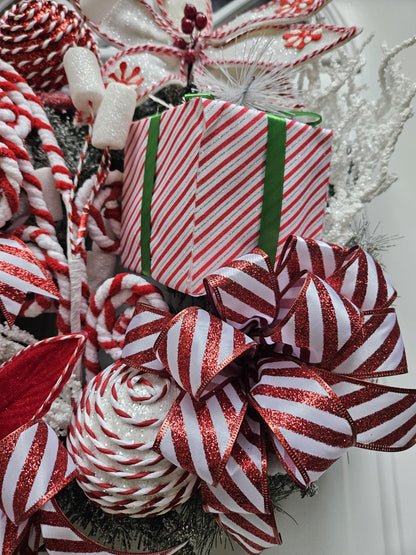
0, 0, 98, 92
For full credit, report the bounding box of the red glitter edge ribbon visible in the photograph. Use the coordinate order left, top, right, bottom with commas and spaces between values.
121, 235, 416, 553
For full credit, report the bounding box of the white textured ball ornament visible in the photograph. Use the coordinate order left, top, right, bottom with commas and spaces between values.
67, 362, 199, 517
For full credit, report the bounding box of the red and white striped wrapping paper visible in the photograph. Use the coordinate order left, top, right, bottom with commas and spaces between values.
121, 96, 332, 295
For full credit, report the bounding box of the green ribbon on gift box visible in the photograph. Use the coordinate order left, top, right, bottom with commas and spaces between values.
141, 114, 160, 276
258, 114, 286, 266
140, 99, 321, 274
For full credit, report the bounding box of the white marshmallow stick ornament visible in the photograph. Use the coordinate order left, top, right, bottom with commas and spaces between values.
62, 46, 137, 340
64, 46, 138, 151
63, 46, 105, 117
92, 81, 137, 150
62, 46, 105, 335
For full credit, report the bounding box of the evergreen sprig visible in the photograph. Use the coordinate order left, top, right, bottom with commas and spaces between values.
56, 475, 317, 554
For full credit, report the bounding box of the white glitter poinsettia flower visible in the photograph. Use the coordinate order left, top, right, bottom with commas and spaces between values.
71, 0, 360, 104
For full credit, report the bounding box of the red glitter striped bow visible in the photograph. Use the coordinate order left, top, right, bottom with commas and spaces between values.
0, 234, 60, 328
122, 235, 416, 554
0, 333, 86, 554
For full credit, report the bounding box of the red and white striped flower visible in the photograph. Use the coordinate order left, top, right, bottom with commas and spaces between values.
71, 0, 360, 105
121, 235, 416, 554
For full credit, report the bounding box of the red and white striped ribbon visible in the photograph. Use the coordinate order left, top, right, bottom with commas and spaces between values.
0, 509, 30, 555
322, 369, 416, 451
122, 303, 172, 372
277, 235, 396, 309
39, 498, 188, 554
204, 249, 279, 332
121, 235, 416, 553
214, 512, 281, 555
267, 271, 363, 365
154, 307, 255, 400
155, 380, 248, 487
206, 236, 406, 378
0, 420, 76, 525
0, 234, 60, 327
250, 357, 354, 487
0, 420, 77, 554
200, 411, 269, 514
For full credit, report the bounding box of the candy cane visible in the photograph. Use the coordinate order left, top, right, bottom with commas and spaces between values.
75, 169, 122, 253
84, 274, 168, 380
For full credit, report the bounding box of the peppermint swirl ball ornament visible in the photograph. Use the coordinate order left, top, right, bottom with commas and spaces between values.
68, 363, 199, 517
0, 0, 98, 92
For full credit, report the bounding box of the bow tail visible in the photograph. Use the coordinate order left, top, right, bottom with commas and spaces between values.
14, 518, 41, 555
0, 420, 78, 554
214, 511, 281, 555
0, 511, 31, 555
0, 505, 42, 555
201, 411, 281, 553
201, 411, 270, 515
39, 499, 188, 555
155, 382, 248, 485
321, 370, 416, 451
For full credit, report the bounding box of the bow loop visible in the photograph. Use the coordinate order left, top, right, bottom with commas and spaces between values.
204, 250, 279, 336
154, 306, 255, 400
267, 271, 362, 366
328, 308, 407, 378
0, 421, 77, 526
276, 236, 347, 291
320, 369, 416, 451
325, 245, 396, 310
155, 381, 248, 486
122, 303, 171, 372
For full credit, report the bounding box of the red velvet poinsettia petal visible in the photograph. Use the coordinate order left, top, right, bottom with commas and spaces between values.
0, 333, 86, 441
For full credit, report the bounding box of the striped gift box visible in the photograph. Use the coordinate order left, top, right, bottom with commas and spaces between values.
121, 97, 332, 295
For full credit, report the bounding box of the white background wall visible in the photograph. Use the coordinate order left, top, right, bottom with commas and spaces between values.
215, 1, 416, 554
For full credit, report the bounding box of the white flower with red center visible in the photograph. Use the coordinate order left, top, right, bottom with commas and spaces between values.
275, 0, 316, 17
283, 26, 323, 49
71, 0, 360, 105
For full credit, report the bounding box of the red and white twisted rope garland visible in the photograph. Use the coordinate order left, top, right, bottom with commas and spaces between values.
0, 59, 79, 332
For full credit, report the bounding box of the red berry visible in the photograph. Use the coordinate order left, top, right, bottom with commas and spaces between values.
184, 3, 197, 20
181, 16, 195, 35
184, 49, 197, 64
195, 12, 207, 30
173, 37, 187, 49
